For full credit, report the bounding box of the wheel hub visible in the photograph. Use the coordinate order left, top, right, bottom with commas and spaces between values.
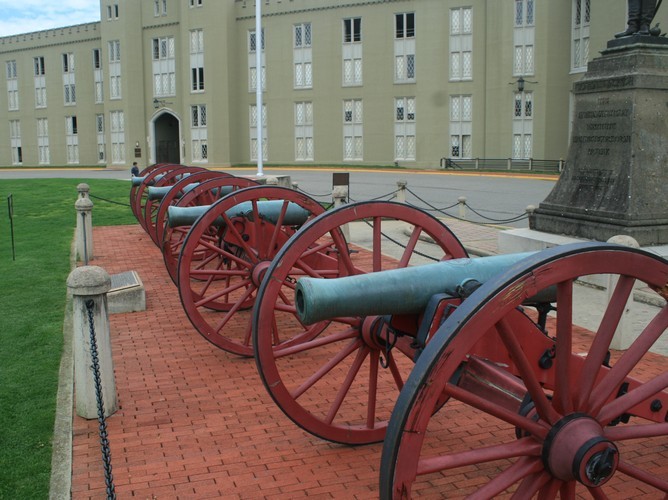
542, 413, 619, 487
251, 260, 272, 287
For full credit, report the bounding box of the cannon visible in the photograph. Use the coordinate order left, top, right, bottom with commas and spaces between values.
171, 185, 332, 356
129, 163, 177, 219
250, 201, 668, 497
159, 176, 260, 282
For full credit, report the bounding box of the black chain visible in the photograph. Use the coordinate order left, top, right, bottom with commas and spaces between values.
89, 194, 131, 207
84, 299, 116, 500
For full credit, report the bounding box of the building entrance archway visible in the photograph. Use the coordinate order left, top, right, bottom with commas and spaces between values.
152, 111, 181, 164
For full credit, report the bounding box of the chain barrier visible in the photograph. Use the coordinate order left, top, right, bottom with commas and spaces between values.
349, 188, 399, 203
89, 194, 131, 208
360, 219, 441, 263
294, 187, 333, 199
84, 299, 116, 500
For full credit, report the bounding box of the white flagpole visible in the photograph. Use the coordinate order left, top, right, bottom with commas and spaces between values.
255, 0, 264, 177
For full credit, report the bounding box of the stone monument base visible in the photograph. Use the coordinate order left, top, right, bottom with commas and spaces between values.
108, 271, 146, 314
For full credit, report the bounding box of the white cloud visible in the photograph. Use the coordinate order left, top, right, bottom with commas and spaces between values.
0, 0, 100, 37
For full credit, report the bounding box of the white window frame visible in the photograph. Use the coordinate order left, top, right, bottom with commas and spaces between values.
96, 114, 106, 163
152, 36, 176, 97
571, 0, 590, 72
248, 29, 266, 92
9, 119, 22, 165
295, 101, 314, 161
342, 18, 362, 86
6, 60, 19, 111
65, 116, 79, 164
34, 57, 47, 108
512, 91, 533, 159
109, 40, 122, 100
190, 0, 203, 6
449, 7, 473, 82
191, 104, 208, 163
37, 117, 50, 165
190, 29, 205, 92
394, 97, 416, 161
513, 0, 535, 77
394, 13, 415, 83
250, 104, 267, 161
293, 23, 312, 89
154, 0, 167, 16
93, 49, 104, 103
450, 95, 473, 159
343, 99, 363, 161
110, 110, 125, 164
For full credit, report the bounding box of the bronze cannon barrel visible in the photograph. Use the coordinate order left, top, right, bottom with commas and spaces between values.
167, 200, 313, 228
295, 252, 539, 325
146, 183, 233, 201
131, 173, 165, 186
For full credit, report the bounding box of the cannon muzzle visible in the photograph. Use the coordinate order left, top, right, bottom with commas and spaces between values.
295, 253, 540, 324
167, 200, 312, 228
131, 173, 165, 186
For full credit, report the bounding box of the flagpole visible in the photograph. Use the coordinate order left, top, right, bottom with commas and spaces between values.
255, 0, 264, 177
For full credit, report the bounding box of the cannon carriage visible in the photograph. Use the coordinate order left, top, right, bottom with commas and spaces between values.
248, 202, 667, 498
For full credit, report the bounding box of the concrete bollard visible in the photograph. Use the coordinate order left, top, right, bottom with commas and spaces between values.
67, 266, 118, 419
458, 196, 467, 220
396, 181, 407, 204
291, 182, 299, 191
607, 235, 640, 350
75, 196, 94, 264
77, 183, 90, 199
332, 185, 350, 240
265, 176, 278, 186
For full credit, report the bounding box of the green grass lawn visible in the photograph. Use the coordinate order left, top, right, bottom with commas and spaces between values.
0, 178, 136, 498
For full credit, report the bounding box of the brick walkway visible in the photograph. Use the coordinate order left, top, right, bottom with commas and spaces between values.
70, 225, 667, 499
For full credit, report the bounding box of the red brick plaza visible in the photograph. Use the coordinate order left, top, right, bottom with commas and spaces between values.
71, 225, 667, 499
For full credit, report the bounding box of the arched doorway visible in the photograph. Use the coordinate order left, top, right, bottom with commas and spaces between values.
152, 111, 181, 164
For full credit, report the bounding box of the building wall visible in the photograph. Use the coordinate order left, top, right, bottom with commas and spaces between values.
0, 0, 664, 168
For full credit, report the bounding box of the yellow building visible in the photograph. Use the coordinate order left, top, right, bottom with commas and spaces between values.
0, 0, 662, 169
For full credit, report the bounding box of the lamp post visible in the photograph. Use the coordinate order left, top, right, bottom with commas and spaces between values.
255, 0, 264, 177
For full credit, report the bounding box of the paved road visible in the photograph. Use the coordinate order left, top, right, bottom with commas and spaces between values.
0, 166, 556, 228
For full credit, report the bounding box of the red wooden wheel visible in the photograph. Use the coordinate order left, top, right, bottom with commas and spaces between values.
380, 243, 668, 498
140, 165, 207, 234
162, 176, 259, 284
132, 164, 185, 227
147, 170, 228, 246
129, 163, 172, 220
178, 186, 325, 356
252, 201, 468, 444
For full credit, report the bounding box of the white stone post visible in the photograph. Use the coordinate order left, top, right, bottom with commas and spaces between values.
77, 182, 90, 199
291, 182, 299, 191
458, 196, 467, 220
396, 180, 407, 204
332, 185, 350, 240
607, 235, 640, 350
75, 196, 94, 264
67, 266, 118, 419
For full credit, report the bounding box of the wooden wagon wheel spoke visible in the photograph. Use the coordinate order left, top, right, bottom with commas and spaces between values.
512, 471, 553, 498
467, 456, 544, 500
605, 421, 668, 441
597, 372, 668, 424
325, 346, 371, 425
397, 225, 423, 268
616, 460, 668, 491
274, 328, 359, 358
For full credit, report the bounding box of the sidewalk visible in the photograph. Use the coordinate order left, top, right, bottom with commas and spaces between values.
66, 221, 667, 498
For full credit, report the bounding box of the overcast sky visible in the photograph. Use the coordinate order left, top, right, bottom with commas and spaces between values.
0, 0, 100, 37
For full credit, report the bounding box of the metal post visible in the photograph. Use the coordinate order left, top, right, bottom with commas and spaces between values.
255, 0, 264, 177
7, 194, 15, 261
67, 266, 117, 419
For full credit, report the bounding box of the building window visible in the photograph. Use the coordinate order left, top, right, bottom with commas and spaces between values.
343, 99, 363, 161
513, 92, 533, 158
110, 110, 125, 164
572, 0, 590, 71
190, 29, 205, 92
394, 13, 415, 83
250, 104, 267, 161
33, 56, 47, 108
450, 95, 472, 158
514, 0, 535, 76
62, 53, 76, 106
9, 120, 22, 165
295, 101, 314, 161
64, 83, 76, 105
109, 40, 122, 99
65, 116, 79, 164
249, 29, 266, 92
343, 18, 362, 86
37, 118, 49, 164
6, 60, 19, 111
152, 37, 176, 97
190, 0, 203, 6
154, 0, 167, 16
450, 8, 473, 81
395, 97, 416, 161
96, 114, 106, 162
294, 23, 312, 89
62, 53, 74, 73
107, 3, 119, 20
93, 49, 104, 103
191, 105, 208, 163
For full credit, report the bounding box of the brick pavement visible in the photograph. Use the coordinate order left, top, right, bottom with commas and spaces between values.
70, 224, 667, 499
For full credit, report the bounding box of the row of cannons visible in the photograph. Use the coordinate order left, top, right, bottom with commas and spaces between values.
131, 163, 668, 497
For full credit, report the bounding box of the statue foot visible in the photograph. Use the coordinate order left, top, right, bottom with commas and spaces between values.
615, 25, 639, 38
638, 24, 651, 36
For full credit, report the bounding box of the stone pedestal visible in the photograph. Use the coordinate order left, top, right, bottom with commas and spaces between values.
530, 38, 668, 245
